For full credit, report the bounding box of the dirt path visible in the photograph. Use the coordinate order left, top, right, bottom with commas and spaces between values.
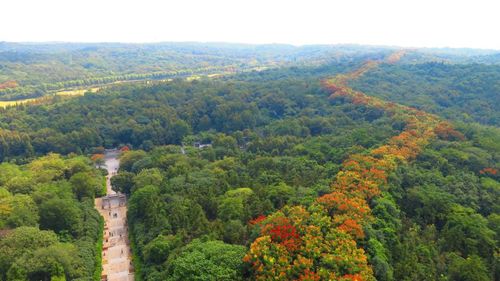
95, 149, 134, 281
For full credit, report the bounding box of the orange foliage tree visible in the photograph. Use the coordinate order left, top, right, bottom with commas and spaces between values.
120, 145, 130, 152
0, 80, 18, 90
244, 206, 374, 281
246, 51, 449, 280
90, 153, 104, 162
90, 153, 105, 168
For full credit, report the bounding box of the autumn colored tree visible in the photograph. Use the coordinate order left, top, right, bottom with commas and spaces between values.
246, 51, 445, 280
90, 153, 105, 168
0, 80, 18, 90
244, 205, 374, 281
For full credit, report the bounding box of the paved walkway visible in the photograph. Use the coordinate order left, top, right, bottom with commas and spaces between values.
95, 150, 134, 281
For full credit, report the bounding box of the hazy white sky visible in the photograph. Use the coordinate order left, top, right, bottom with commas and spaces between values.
1, 0, 499, 49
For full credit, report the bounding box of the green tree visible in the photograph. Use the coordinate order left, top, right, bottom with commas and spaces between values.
70, 172, 100, 200
166, 240, 246, 281
110, 171, 135, 195
447, 254, 490, 281
28, 154, 66, 182
0, 163, 23, 186
143, 235, 182, 265
167, 197, 209, 238
5, 194, 39, 227
441, 205, 496, 259
7, 243, 85, 281
222, 220, 247, 245
0, 227, 59, 280
4, 176, 35, 195
133, 168, 163, 191
128, 185, 170, 244
39, 198, 83, 237
120, 150, 147, 172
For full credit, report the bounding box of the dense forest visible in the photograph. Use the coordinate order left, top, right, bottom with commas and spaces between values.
0, 60, 360, 161
2, 42, 499, 101
0, 154, 105, 280
0, 43, 395, 100
350, 62, 500, 125
0, 44, 498, 281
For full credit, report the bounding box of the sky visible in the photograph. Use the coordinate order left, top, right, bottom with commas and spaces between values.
1, 0, 499, 49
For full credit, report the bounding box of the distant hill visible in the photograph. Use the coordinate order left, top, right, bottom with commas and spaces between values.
351, 61, 500, 125
0, 42, 396, 100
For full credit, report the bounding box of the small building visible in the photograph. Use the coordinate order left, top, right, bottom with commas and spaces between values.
101, 193, 126, 209
194, 142, 212, 149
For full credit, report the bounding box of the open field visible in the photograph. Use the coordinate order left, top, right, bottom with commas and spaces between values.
0, 87, 99, 108
0, 66, 265, 108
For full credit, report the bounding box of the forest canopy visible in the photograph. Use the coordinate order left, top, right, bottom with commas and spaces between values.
0, 44, 498, 281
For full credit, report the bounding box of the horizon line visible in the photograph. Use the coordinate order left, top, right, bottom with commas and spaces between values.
1, 40, 499, 52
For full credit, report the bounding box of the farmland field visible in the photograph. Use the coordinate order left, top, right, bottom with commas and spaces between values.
0, 87, 99, 107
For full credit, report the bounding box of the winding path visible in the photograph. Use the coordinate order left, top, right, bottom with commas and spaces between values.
95, 149, 134, 281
